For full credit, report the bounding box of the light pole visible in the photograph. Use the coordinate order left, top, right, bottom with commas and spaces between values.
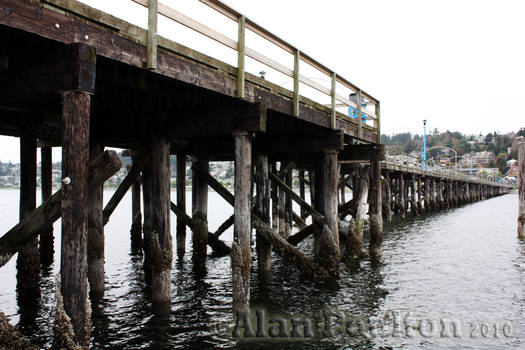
423, 119, 427, 170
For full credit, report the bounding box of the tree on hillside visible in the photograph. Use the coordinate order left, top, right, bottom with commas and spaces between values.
496, 153, 508, 174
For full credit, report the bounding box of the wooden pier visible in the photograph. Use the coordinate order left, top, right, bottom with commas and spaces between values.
0, 0, 511, 347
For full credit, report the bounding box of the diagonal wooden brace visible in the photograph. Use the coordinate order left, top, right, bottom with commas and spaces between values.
0, 151, 122, 268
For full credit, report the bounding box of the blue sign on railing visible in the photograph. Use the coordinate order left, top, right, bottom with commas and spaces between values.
348, 105, 367, 122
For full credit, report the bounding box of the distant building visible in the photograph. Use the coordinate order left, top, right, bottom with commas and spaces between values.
508, 165, 520, 177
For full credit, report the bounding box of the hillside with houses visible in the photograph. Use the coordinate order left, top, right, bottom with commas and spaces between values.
382, 128, 525, 184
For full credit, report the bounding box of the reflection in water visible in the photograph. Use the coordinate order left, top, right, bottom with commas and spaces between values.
0, 191, 523, 349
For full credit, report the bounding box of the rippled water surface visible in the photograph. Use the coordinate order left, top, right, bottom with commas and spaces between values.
0, 190, 523, 349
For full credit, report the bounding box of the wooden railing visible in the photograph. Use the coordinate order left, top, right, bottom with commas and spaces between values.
384, 148, 510, 186
59, 0, 380, 140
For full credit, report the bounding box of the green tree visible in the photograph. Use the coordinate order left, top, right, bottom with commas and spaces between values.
496, 153, 508, 174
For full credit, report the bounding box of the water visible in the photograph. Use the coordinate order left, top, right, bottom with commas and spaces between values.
0, 190, 523, 349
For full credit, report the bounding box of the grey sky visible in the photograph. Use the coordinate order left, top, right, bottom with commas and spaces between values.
1, 0, 523, 162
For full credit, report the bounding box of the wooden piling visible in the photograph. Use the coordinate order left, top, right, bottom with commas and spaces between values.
424, 177, 431, 211
369, 155, 383, 259
39, 146, 54, 266
255, 155, 271, 274
176, 153, 186, 257
271, 163, 279, 233
417, 176, 423, 213
130, 155, 142, 250
309, 170, 316, 210
399, 173, 406, 219
232, 132, 252, 312
347, 165, 369, 259
410, 175, 419, 216
299, 170, 307, 219
285, 167, 293, 238
142, 138, 172, 308
322, 151, 340, 250
278, 165, 287, 237
518, 142, 525, 239
60, 91, 91, 346
17, 124, 40, 300
192, 159, 209, 267
87, 144, 105, 297
382, 171, 392, 222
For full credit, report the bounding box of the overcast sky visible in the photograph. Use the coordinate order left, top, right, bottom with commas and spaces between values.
1, 0, 523, 162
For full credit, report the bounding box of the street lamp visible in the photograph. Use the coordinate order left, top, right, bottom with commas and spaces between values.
423, 119, 427, 170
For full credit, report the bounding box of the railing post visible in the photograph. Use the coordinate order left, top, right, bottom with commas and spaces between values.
330, 72, 336, 128
357, 89, 363, 139
147, 0, 158, 70
375, 101, 381, 144
237, 15, 246, 99
293, 49, 300, 116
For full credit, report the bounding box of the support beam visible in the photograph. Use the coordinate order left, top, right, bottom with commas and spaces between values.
411, 175, 419, 216
130, 155, 143, 251
194, 163, 331, 279
299, 170, 307, 219
0, 151, 121, 268
214, 215, 234, 238
255, 155, 271, 274
518, 142, 525, 239
192, 159, 209, 267
170, 202, 230, 255
322, 150, 340, 250
417, 176, 423, 213
39, 146, 54, 266
88, 144, 105, 297
284, 167, 293, 238
399, 173, 406, 219
369, 156, 383, 259
176, 153, 187, 257
424, 177, 431, 211
252, 217, 329, 280
271, 163, 279, 233
232, 132, 251, 312
103, 155, 150, 225
287, 224, 315, 246
382, 171, 392, 222
17, 123, 39, 301
346, 165, 369, 259
142, 138, 172, 308
60, 90, 91, 346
